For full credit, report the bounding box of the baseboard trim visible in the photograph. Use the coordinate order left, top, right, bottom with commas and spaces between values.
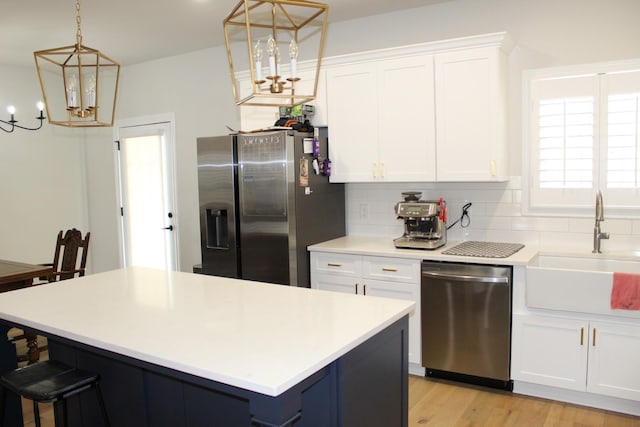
513, 381, 640, 416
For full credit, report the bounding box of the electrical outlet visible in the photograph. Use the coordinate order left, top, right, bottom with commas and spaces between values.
359, 203, 369, 219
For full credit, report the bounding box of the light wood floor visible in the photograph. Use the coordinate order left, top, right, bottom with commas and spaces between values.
408, 376, 640, 426
21, 374, 640, 426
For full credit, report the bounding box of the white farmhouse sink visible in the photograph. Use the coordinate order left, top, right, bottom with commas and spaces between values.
532, 252, 640, 273
526, 252, 640, 317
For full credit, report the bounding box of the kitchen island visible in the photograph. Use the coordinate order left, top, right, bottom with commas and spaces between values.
0, 267, 413, 426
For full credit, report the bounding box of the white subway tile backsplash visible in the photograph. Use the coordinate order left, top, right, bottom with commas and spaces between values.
506, 176, 522, 189
538, 231, 592, 251
604, 219, 633, 235
567, 218, 593, 233
486, 202, 522, 217
511, 216, 569, 232
344, 179, 640, 253
512, 189, 522, 204
470, 215, 514, 231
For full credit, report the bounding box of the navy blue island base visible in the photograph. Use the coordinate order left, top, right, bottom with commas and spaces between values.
4, 316, 408, 427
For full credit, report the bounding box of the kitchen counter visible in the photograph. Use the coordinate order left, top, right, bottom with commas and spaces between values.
308, 235, 538, 265
308, 236, 640, 416
0, 267, 413, 426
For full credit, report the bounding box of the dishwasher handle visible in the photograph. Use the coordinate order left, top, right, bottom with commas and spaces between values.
422, 270, 509, 284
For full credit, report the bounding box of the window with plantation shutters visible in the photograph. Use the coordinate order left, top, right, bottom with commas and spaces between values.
607, 91, 640, 189
538, 96, 594, 189
524, 61, 640, 216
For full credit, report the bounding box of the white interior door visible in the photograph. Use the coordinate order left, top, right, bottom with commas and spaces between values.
115, 117, 178, 270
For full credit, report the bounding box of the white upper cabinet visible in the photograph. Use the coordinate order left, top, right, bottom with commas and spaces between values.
435, 46, 508, 181
324, 33, 511, 183
325, 63, 379, 182
326, 56, 435, 182
378, 56, 436, 182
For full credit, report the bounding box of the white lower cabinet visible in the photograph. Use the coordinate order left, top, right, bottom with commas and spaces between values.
512, 314, 588, 391
310, 252, 421, 366
512, 313, 640, 402
587, 320, 640, 400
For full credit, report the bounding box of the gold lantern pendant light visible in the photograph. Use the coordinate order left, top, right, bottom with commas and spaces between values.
223, 0, 329, 107
34, 0, 121, 127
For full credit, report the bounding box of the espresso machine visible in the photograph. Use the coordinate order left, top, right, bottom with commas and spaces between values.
393, 192, 447, 250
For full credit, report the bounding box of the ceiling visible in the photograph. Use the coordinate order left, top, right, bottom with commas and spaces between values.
1, 0, 449, 68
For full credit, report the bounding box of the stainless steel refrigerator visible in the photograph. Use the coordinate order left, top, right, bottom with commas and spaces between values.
196, 129, 345, 287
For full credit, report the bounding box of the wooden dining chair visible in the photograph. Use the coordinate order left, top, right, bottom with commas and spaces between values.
42, 228, 91, 283
9, 229, 91, 364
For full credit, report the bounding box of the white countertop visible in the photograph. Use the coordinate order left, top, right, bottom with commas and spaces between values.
308, 235, 538, 266
0, 267, 414, 396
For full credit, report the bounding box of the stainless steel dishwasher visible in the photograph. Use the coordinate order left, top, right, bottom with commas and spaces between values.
421, 260, 513, 389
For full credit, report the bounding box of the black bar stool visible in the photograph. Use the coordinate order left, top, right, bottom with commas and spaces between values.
0, 360, 110, 427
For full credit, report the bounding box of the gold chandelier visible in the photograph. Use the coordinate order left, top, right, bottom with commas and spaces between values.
34, 0, 121, 127
223, 0, 328, 107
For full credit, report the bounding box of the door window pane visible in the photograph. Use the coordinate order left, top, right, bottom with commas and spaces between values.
121, 134, 168, 269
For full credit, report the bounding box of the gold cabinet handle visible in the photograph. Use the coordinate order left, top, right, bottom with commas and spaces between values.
593, 328, 597, 347
580, 327, 584, 346
379, 162, 385, 178
327, 263, 342, 267
382, 268, 398, 272
372, 163, 377, 178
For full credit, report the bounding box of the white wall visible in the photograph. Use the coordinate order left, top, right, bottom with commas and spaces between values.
82, 127, 121, 273
6, 0, 636, 274
0, 64, 91, 266
84, 47, 241, 272
324, 0, 639, 64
